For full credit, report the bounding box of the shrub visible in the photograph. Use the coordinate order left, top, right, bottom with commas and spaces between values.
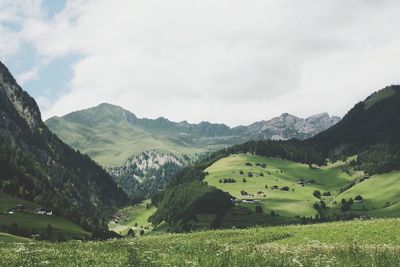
255, 206, 263, 214
341, 198, 354, 212
313, 190, 321, 199
248, 172, 253, 177
242, 178, 247, 183
245, 162, 253, 166
128, 229, 135, 237
355, 195, 363, 201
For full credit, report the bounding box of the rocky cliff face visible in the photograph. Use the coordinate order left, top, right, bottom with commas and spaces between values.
108, 150, 186, 198
0, 61, 128, 230
239, 113, 341, 140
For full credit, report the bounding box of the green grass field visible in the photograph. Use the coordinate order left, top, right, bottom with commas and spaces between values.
0, 213, 89, 239
205, 154, 361, 219
0, 191, 89, 240
0, 191, 39, 212
109, 200, 156, 235
335, 171, 400, 217
1, 219, 400, 266
204, 154, 400, 223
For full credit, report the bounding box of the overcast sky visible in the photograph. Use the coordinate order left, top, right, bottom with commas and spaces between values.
1, 0, 400, 126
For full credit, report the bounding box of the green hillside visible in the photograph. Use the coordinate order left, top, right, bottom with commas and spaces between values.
336, 171, 400, 217
204, 154, 400, 222
0, 191, 39, 212
0, 233, 30, 243
0, 192, 89, 241
108, 200, 156, 235
204, 154, 357, 218
2, 219, 400, 266
47, 116, 204, 167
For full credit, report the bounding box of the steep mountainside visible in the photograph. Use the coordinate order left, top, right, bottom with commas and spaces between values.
46, 104, 340, 167
309, 85, 400, 173
0, 61, 128, 231
108, 150, 187, 198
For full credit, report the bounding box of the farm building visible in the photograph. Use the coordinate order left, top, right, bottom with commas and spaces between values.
242, 199, 260, 204
34, 208, 54, 216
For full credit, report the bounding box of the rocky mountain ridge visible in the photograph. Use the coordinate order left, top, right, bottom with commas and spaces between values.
46, 103, 341, 167
240, 112, 341, 140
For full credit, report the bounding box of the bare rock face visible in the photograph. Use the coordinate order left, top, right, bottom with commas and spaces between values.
108, 150, 186, 197
241, 112, 341, 141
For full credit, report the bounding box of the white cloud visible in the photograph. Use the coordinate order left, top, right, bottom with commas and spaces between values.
16, 67, 39, 85
8, 0, 400, 125
36, 96, 51, 112
0, 0, 43, 58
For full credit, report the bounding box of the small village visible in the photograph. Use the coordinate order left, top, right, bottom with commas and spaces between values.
4, 205, 55, 216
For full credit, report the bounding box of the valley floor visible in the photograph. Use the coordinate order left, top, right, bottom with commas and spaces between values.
1, 219, 400, 266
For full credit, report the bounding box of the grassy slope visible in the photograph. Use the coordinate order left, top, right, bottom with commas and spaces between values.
335, 171, 400, 217
0, 191, 39, 212
0, 232, 30, 243
109, 200, 156, 235
47, 118, 205, 167
1, 219, 400, 266
0, 192, 89, 239
205, 154, 359, 219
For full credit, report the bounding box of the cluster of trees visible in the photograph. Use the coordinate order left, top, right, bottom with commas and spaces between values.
219, 178, 236, 184
151, 181, 233, 230
0, 222, 66, 242
255, 162, 267, 168
340, 198, 354, 212
227, 139, 325, 166
351, 143, 400, 174
150, 150, 234, 230
310, 85, 400, 174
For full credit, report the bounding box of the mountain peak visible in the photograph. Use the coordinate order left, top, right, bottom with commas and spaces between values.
61, 103, 138, 125
0, 61, 42, 130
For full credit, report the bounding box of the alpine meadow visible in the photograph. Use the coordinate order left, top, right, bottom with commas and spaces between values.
1, 1, 400, 267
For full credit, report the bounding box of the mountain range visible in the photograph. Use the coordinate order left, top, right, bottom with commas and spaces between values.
1, 57, 400, 238
46, 104, 340, 167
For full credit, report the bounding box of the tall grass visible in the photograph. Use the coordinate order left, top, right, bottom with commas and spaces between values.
1, 219, 400, 266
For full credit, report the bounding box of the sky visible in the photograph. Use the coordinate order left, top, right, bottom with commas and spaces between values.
1, 0, 400, 127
